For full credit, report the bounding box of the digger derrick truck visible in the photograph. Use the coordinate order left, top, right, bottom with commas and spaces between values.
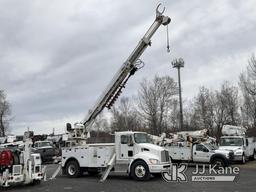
0, 139, 43, 187
61, 4, 171, 181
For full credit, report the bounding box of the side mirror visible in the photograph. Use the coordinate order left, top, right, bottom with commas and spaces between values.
203, 148, 209, 153
246, 139, 249, 146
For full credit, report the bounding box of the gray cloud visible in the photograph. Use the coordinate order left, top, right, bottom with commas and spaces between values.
0, 0, 256, 134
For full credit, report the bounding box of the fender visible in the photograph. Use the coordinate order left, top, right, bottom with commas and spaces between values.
128, 152, 159, 173
62, 156, 80, 168
210, 153, 229, 166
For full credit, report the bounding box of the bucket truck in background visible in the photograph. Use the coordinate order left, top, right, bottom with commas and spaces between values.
219, 125, 256, 163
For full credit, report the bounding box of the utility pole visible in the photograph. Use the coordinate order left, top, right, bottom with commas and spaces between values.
172, 58, 184, 130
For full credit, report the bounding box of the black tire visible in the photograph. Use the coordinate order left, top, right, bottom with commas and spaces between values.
130, 160, 150, 181
212, 158, 226, 168
32, 179, 41, 185
241, 154, 246, 164
65, 160, 81, 178
251, 150, 256, 160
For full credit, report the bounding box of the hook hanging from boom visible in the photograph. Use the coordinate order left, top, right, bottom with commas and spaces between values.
156, 3, 165, 17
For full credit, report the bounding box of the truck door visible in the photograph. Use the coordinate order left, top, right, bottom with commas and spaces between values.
192, 144, 210, 163
119, 134, 134, 159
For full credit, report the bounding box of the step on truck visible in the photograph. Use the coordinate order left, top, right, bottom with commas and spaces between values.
62, 130, 170, 181
219, 125, 256, 163
60, 4, 171, 181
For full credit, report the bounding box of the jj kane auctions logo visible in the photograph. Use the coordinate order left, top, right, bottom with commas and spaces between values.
162, 164, 240, 182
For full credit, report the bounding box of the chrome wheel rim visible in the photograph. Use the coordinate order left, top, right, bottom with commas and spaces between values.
214, 160, 222, 167
135, 165, 146, 178
68, 164, 76, 175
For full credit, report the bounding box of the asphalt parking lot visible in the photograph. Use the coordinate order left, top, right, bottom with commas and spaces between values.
4, 162, 256, 192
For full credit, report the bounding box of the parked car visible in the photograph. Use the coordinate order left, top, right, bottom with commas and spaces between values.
33, 141, 56, 163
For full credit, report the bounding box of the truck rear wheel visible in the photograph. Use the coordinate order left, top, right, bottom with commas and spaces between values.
250, 150, 256, 160
212, 158, 225, 168
130, 160, 150, 181
32, 179, 41, 185
66, 160, 81, 178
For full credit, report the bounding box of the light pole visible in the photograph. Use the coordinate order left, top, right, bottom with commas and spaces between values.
172, 58, 184, 130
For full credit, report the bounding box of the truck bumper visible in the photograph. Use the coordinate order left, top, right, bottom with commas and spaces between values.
148, 162, 171, 173
233, 155, 243, 161
0, 174, 24, 187
32, 172, 44, 180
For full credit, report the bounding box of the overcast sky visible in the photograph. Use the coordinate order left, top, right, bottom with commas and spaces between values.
1, 0, 256, 135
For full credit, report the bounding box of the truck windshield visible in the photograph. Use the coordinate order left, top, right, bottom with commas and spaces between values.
38, 142, 52, 147
204, 144, 217, 150
134, 133, 151, 144
220, 138, 243, 146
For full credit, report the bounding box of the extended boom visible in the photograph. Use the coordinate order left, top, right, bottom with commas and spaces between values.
83, 4, 171, 130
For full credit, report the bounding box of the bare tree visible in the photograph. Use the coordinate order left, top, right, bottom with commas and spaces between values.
91, 113, 110, 132
88, 113, 111, 143
212, 82, 240, 137
240, 76, 256, 131
0, 90, 11, 137
189, 87, 214, 133
110, 97, 143, 132
239, 55, 256, 135
137, 75, 178, 135
243, 54, 256, 95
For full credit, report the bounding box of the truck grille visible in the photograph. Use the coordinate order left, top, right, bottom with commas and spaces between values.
161, 150, 170, 162
13, 165, 22, 176
229, 151, 234, 160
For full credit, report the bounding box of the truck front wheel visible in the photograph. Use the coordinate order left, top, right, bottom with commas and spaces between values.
65, 160, 81, 178
212, 158, 226, 168
131, 160, 150, 181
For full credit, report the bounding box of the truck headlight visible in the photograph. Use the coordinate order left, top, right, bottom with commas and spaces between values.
149, 159, 159, 164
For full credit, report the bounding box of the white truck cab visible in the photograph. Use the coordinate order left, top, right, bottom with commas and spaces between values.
219, 125, 256, 163
62, 131, 170, 181
219, 135, 256, 163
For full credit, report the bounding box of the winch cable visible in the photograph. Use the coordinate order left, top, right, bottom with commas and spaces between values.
166, 23, 170, 53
